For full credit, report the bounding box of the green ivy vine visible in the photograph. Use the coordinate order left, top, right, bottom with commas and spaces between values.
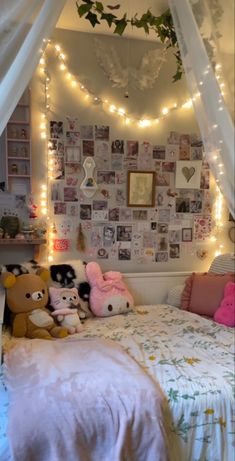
76, 1, 183, 82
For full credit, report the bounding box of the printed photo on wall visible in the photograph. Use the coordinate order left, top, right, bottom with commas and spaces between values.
65, 146, 81, 163
80, 204, 92, 220
82, 140, 94, 156
97, 171, 115, 185
162, 162, 175, 172
66, 131, 80, 145
200, 169, 210, 189
64, 187, 78, 202
50, 121, 63, 139
109, 207, 120, 221
95, 125, 109, 141
190, 146, 203, 160
157, 236, 168, 251
165, 144, 179, 161
116, 189, 126, 206
158, 223, 169, 234
57, 141, 64, 155
132, 210, 148, 221
51, 182, 63, 201
103, 225, 115, 247
120, 208, 132, 221
169, 229, 181, 243
117, 225, 132, 242
66, 175, 78, 187
97, 248, 109, 259
175, 161, 202, 189
156, 172, 170, 187
167, 131, 180, 144
54, 202, 67, 215
95, 141, 110, 168
158, 209, 171, 222
153, 145, 165, 160
67, 203, 78, 216
111, 139, 124, 154
51, 155, 64, 180
65, 162, 81, 175
111, 155, 123, 170
66, 117, 78, 131
80, 125, 94, 139
48, 139, 57, 152
126, 140, 139, 157
175, 197, 190, 213
182, 227, 193, 242
118, 248, 131, 261
93, 200, 108, 210
155, 252, 168, 262
190, 200, 202, 213
169, 243, 180, 258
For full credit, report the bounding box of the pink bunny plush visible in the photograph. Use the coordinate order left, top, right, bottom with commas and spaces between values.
85, 262, 134, 317
49, 287, 83, 334
214, 282, 235, 327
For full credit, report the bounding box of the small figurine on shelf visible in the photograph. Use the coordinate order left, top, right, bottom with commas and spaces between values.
28, 196, 38, 219
20, 128, 27, 139
21, 222, 34, 240
11, 163, 18, 174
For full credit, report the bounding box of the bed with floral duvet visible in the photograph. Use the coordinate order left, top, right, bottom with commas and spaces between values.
0, 304, 234, 461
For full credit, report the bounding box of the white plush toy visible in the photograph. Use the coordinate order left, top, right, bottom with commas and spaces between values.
49, 287, 83, 334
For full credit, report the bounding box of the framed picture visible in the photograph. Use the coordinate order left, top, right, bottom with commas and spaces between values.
175, 160, 202, 189
182, 227, 193, 242
127, 171, 155, 207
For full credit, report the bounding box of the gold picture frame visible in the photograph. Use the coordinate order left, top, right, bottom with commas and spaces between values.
127, 171, 155, 207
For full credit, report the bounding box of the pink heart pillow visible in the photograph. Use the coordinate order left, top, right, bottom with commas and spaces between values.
214, 282, 235, 327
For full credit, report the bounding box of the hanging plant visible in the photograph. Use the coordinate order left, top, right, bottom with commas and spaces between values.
76, 1, 183, 82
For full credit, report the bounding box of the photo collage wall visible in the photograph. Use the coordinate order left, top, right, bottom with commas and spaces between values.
48, 118, 214, 263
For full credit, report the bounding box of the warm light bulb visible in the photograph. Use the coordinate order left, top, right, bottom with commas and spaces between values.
41, 132, 46, 139
162, 107, 169, 115
60, 64, 66, 71
41, 184, 47, 191
55, 44, 61, 51
118, 108, 125, 116
109, 105, 116, 113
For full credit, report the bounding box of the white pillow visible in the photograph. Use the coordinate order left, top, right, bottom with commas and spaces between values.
167, 284, 185, 308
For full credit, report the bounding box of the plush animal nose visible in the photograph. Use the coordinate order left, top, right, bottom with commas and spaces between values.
32, 291, 43, 301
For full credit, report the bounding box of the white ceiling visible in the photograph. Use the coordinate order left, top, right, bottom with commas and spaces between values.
56, 0, 169, 40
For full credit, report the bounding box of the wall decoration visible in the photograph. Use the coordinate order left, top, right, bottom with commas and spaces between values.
94, 125, 109, 141
196, 248, 209, 260
80, 157, 98, 198
175, 161, 202, 189
53, 238, 70, 252
127, 171, 155, 207
182, 228, 193, 242
194, 216, 214, 241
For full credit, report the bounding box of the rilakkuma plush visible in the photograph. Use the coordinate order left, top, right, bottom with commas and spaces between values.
48, 260, 92, 319
1, 270, 68, 340
86, 262, 134, 317
49, 287, 83, 334
214, 281, 235, 327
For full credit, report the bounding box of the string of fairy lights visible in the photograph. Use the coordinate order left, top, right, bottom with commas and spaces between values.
38, 40, 225, 262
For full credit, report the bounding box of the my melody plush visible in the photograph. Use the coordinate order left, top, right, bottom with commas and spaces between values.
214, 281, 235, 327
86, 261, 134, 317
49, 287, 83, 334
1, 270, 68, 339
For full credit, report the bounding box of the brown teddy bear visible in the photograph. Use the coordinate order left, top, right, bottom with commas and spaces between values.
1, 269, 68, 340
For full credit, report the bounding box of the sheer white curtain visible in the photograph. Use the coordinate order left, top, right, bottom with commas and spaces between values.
169, 0, 235, 217
0, 0, 66, 136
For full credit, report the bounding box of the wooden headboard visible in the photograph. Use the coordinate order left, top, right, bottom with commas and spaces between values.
0, 271, 190, 362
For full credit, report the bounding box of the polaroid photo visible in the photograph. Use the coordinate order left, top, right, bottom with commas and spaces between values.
115, 189, 126, 206
111, 155, 123, 170
158, 209, 171, 222
66, 117, 78, 132
67, 203, 78, 217
157, 223, 169, 234
66, 131, 80, 146
162, 162, 175, 173
190, 200, 202, 213
132, 210, 148, 221
95, 125, 109, 141
92, 210, 108, 221
156, 172, 170, 187
80, 125, 94, 140
51, 155, 65, 180
169, 229, 181, 243
51, 182, 64, 201
175, 197, 190, 213
191, 146, 203, 160
119, 208, 132, 221
200, 169, 210, 189
103, 225, 115, 247
111, 139, 124, 154
93, 200, 108, 211
165, 144, 179, 161
65, 163, 81, 175
157, 236, 168, 252
82, 140, 94, 157
167, 131, 180, 144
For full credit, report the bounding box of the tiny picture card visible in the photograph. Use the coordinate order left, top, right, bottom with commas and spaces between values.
97, 171, 115, 185
82, 140, 94, 157
165, 144, 179, 161
80, 125, 94, 139
51, 182, 64, 201
116, 171, 125, 185
119, 208, 132, 221
97, 248, 109, 259
54, 202, 66, 215
66, 131, 80, 146
167, 131, 180, 144
109, 207, 120, 221
56, 218, 73, 237
155, 252, 168, 262
116, 188, 126, 206
92, 210, 108, 221
190, 146, 203, 160
51, 155, 64, 180
103, 224, 115, 247
67, 203, 78, 216
169, 229, 181, 243
175, 161, 202, 189
80, 204, 92, 220
157, 236, 168, 252
66, 176, 78, 187
118, 245, 131, 261
64, 187, 78, 202
93, 200, 108, 211
162, 162, 175, 172
66, 117, 78, 131
65, 163, 81, 175
200, 169, 210, 189
95, 125, 109, 141
53, 238, 70, 252
175, 197, 190, 213
153, 145, 165, 159
158, 223, 169, 234
182, 227, 193, 242
117, 225, 132, 242
111, 139, 124, 154
50, 121, 63, 139
91, 227, 103, 247
65, 146, 81, 163
132, 210, 148, 221
111, 154, 123, 170
190, 200, 202, 213
194, 215, 214, 240
156, 172, 170, 187
57, 141, 64, 155
126, 140, 139, 158
169, 243, 180, 259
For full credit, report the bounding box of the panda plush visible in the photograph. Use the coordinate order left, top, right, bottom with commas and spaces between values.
48, 260, 92, 319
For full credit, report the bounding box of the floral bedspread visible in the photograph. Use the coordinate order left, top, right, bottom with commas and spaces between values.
1, 304, 235, 461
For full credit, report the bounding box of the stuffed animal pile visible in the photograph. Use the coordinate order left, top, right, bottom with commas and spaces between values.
1, 270, 68, 339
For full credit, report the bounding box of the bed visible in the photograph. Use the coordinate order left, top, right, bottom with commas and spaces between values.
0, 265, 234, 461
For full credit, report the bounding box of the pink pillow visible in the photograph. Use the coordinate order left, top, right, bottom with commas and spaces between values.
181, 272, 235, 317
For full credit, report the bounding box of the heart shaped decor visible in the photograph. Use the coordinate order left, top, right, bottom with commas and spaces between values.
182, 166, 195, 182
196, 249, 208, 260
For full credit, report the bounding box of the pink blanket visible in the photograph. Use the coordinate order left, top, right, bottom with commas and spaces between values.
4, 338, 168, 461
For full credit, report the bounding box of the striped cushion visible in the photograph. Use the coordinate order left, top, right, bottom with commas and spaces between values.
167, 284, 185, 308
209, 254, 235, 274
